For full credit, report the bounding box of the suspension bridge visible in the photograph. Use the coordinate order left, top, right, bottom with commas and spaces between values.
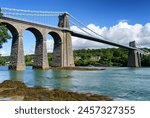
0, 7, 149, 70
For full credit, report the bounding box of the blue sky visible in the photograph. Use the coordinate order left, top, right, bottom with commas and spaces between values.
0, 0, 150, 55
1, 0, 150, 26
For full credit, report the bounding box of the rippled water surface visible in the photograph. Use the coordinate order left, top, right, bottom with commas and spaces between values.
0, 66, 150, 100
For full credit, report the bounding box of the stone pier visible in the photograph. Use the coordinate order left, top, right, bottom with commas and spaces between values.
33, 37, 49, 69
127, 41, 141, 67
54, 13, 75, 67
9, 32, 25, 70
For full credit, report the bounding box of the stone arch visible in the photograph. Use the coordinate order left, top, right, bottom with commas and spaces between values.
47, 31, 62, 67
0, 22, 18, 53
48, 31, 62, 43
23, 27, 49, 69
1, 22, 25, 70
25, 27, 43, 40
0, 22, 19, 38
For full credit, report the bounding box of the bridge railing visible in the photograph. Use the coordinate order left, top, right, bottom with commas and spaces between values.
1, 7, 66, 27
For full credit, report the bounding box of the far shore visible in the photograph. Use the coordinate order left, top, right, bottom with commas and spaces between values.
0, 80, 112, 101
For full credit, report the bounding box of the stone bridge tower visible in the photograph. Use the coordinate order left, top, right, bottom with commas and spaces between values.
53, 13, 74, 67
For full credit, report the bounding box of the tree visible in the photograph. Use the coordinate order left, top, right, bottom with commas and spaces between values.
0, 8, 11, 48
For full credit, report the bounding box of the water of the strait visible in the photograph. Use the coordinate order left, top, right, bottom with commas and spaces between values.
0, 66, 150, 100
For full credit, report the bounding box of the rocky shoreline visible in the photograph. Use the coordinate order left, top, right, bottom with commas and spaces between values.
0, 80, 112, 101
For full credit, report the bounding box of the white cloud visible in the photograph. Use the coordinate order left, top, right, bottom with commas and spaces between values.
71, 21, 150, 49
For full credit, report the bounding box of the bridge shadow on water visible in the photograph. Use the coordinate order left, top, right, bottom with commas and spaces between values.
9, 70, 24, 81
8, 67, 73, 90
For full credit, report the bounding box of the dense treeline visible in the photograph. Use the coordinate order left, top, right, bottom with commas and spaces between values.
0, 48, 150, 67
0, 56, 9, 66
74, 48, 128, 66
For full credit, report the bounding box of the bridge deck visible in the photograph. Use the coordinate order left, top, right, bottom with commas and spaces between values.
62, 29, 136, 50
1, 17, 62, 31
